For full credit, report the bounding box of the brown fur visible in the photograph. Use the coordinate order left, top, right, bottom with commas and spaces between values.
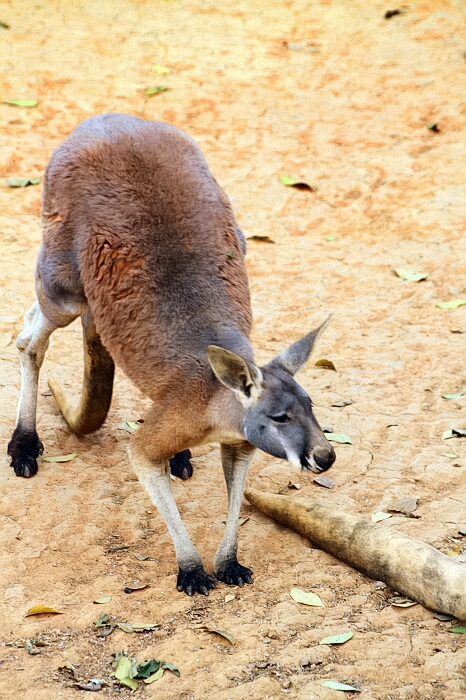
40, 114, 251, 451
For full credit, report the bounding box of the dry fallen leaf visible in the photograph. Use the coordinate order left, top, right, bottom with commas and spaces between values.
387, 496, 419, 518
25, 605, 63, 617
43, 452, 77, 463
198, 626, 236, 645
315, 358, 336, 370
313, 475, 334, 489
290, 587, 324, 607
123, 583, 150, 594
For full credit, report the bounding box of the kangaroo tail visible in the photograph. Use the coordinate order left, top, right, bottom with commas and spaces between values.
49, 310, 115, 435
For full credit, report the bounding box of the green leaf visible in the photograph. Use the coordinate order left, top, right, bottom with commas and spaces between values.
113, 654, 139, 690
371, 512, 392, 523
394, 268, 428, 282
136, 659, 161, 678
6, 177, 40, 187
93, 596, 111, 604
161, 661, 180, 677
94, 612, 110, 627
320, 631, 353, 645
43, 452, 77, 463
325, 433, 353, 444
280, 174, 313, 191
447, 627, 466, 634
119, 677, 138, 690
136, 554, 150, 560
144, 85, 169, 96
227, 251, 236, 258
25, 605, 63, 616
152, 63, 171, 75
442, 393, 464, 400
322, 680, 361, 692
2, 98, 38, 107
0, 20, 10, 28
199, 626, 236, 645
144, 667, 164, 683
437, 299, 466, 309
290, 587, 324, 607
326, 233, 336, 241
433, 612, 454, 621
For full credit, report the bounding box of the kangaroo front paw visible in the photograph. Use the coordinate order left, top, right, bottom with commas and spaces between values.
7, 428, 43, 478
169, 450, 193, 480
176, 565, 216, 596
216, 559, 253, 587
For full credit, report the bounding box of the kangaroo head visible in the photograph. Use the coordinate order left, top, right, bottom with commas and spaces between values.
207, 320, 336, 473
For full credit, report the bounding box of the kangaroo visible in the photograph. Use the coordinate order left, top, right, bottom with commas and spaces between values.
8, 114, 336, 596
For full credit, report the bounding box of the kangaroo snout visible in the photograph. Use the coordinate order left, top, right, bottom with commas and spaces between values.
301, 443, 336, 473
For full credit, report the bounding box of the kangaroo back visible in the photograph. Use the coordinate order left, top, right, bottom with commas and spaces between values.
42, 114, 252, 398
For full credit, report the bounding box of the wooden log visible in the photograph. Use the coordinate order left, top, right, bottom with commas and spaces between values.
244, 488, 466, 620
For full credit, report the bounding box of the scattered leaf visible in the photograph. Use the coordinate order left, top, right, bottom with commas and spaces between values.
135, 554, 150, 561
6, 177, 40, 187
152, 63, 171, 75
106, 544, 129, 552
94, 612, 110, 627
427, 123, 440, 132
393, 268, 428, 282
331, 400, 353, 408
442, 393, 464, 400
385, 9, 404, 19
43, 452, 77, 463
459, 526, 466, 536
433, 612, 454, 621
0, 331, 12, 347
443, 428, 466, 440
322, 680, 360, 692
199, 626, 236, 645
280, 175, 313, 191
390, 597, 418, 608
313, 475, 334, 489
245, 234, 275, 243
326, 233, 336, 241
447, 627, 466, 634
322, 426, 333, 433
160, 661, 180, 677
117, 420, 141, 433
136, 659, 160, 678
227, 251, 236, 258
113, 654, 138, 691
284, 41, 319, 52
443, 453, 459, 458
315, 358, 336, 370
2, 98, 38, 107
124, 583, 149, 594
144, 85, 169, 96
437, 299, 466, 309
224, 594, 236, 603
144, 667, 164, 683
0, 20, 10, 28
25, 605, 63, 617
93, 596, 111, 604
387, 496, 419, 518
371, 512, 392, 523
288, 481, 301, 490
118, 621, 159, 633
76, 681, 103, 691
325, 433, 353, 444
290, 587, 324, 607
319, 631, 353, 645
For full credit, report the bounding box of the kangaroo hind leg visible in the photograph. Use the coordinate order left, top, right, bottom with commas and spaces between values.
48, 308, 115, 435
8, 301, 74, 477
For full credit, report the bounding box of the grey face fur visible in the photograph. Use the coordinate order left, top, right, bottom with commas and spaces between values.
207, 320, 336, 474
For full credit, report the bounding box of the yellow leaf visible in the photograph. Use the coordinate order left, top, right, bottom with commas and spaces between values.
25, 605, 63, 616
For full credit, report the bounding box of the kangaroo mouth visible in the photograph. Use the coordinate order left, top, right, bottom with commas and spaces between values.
300, 454, 322, 474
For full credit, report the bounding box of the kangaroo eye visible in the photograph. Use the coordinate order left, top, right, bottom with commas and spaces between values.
270, 414, 290, 423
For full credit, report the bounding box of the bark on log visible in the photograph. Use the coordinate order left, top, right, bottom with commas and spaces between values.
244, 488, 466, 620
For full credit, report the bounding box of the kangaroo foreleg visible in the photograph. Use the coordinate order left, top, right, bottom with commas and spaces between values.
8, 301, 73, 477
129, 438, 215, 596
214, 441, 256, 586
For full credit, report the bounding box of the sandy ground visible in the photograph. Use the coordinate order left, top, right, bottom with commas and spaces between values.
0, 1, 465, 698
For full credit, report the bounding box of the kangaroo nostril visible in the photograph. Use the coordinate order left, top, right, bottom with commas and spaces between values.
313, 445, 336, 471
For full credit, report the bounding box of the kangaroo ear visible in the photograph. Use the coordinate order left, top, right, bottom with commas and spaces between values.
272, 316, 331, 376
207, 346, 263, 404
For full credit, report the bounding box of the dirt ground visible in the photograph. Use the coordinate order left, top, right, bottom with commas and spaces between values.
1, 0, 465, 698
